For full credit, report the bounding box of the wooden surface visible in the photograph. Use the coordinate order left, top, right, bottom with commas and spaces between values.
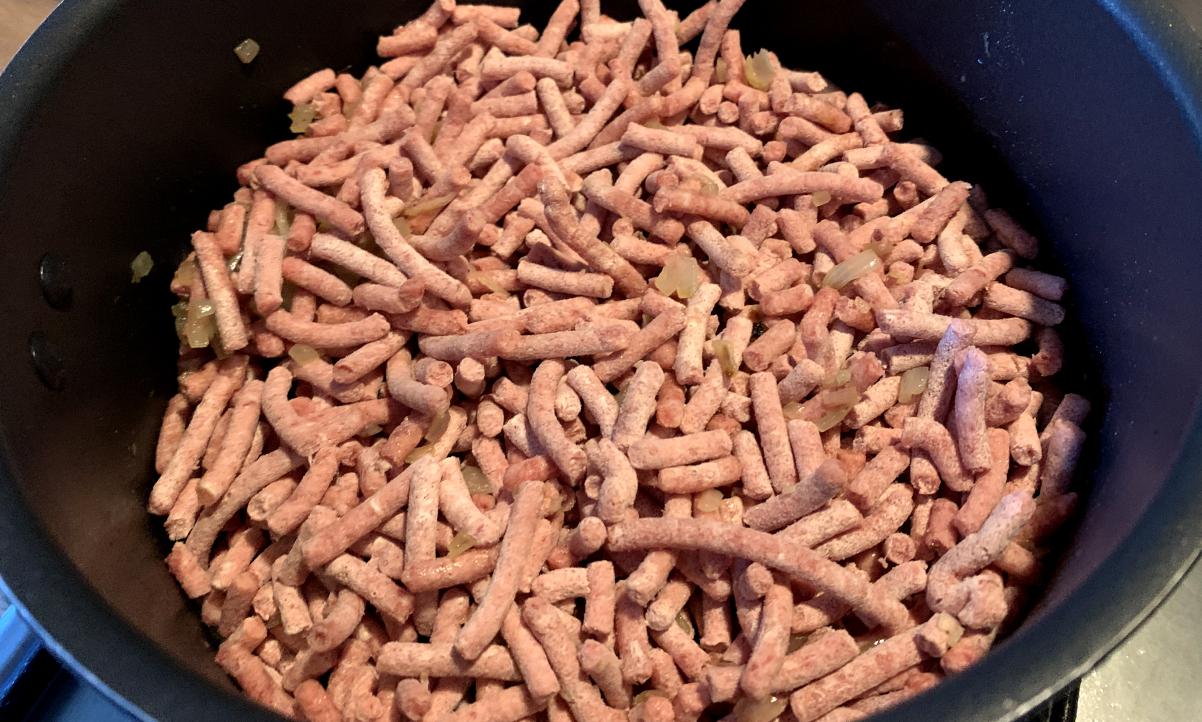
0, 0, 59, 70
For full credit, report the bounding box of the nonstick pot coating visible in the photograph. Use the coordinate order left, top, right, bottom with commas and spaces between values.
2, 1, 1202, 720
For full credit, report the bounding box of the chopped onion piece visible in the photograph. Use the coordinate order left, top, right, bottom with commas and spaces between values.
358, 424, 383, 437
815, 405, 852, 432
823, 386, 859, 408
172, 301, 189, 341
870, 235, 895, 259
178, 298, 216, 348
712, 339, 738, 377
733, 695, 788, 722
402, 193, 455, 219
130, 251, 154, 283
810, 190, 832, 207
393, 216, 412, 236
695, 488, 723, 513
184, 306, 216, 349
288, 344, 320, 366
424, 408, 450, 443
405, 444, 433, 463
888, 263, 911, 284
288, 104, 317, 134
234, 39, 260, 64
274, 204, 293, 236
822, 367, 852, 389
694, 175, 721, 196
653, 270, 675, 297
897, 365, 930, 404
461, 464, 493, 495
654, 254, 701, 300
782, 401, 805, 420
676, 267, 700, 300
743, 50, 776, 91
469, 271, 510, 298
171, 258, 197, 289
823, 249, 881, 290
675, 610, 695, 637
945, 620, 965, 648
715, 57, 728, 84
448, 531, 477, 559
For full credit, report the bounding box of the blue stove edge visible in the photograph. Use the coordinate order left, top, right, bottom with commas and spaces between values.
0, 606, 41, 700
0, 605, 133, 721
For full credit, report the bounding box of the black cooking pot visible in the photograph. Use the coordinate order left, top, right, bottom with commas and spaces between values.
2, 0, 1201, 720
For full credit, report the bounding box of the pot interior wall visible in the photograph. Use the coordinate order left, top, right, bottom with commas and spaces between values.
1, 1, 1200, 719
